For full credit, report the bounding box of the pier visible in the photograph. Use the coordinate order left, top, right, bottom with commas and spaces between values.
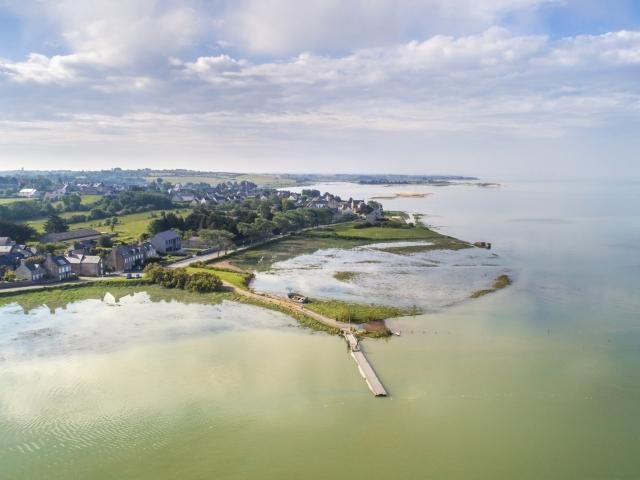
212, 277, 389, 398
344, 332, 388, 397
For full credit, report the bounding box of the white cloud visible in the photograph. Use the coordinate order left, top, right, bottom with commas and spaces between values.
4, 0, 208, 65
221, 0, 558, 54
0, 0, 639, 175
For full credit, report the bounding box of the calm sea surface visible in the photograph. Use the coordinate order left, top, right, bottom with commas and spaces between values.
1, 179, 639, 479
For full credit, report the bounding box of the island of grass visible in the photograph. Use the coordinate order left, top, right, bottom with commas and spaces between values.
470, 275, 512, 298
214, 218, 472, 271
333, 271, 359, 282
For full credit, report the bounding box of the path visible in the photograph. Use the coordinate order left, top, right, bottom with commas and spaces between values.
222, 280, 353, 331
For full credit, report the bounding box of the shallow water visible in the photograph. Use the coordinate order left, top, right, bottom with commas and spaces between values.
1, 179, 640, 479
252, 242, 508, 310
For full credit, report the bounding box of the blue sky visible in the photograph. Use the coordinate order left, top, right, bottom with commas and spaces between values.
0, 0, 639, 178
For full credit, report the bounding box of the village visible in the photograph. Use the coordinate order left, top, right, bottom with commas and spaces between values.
0, 175, 384, 289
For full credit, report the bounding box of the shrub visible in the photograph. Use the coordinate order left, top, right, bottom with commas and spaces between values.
143, 264, 222, 293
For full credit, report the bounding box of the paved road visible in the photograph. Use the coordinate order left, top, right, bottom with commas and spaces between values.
0, 275, 117, 294
167, 234, 288, 269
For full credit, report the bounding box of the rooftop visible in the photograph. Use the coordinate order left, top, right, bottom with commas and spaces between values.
41, 229, 102, 244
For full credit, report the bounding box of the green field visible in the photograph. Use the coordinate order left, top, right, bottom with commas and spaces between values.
146, 173, 299, 188
79, 194, 103, 205
0, 198, 35, 205
27, 208, 191, 242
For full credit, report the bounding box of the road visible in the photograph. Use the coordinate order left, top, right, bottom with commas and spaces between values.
0, 276, 113, 294
167, 234, 288, 269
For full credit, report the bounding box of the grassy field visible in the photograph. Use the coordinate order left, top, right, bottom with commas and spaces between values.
145, 173, 299, 188
79, 194, 103, 205
304, 298, 417, 324
0, 198, 36, 205
27, 208, 191, 242
50, 195, 103, 209
222, 221, 472, 271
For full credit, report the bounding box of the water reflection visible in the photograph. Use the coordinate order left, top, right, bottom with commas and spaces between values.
0, 293, 296, 362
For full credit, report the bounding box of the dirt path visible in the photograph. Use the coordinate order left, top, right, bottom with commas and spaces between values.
222, 281, 354, 332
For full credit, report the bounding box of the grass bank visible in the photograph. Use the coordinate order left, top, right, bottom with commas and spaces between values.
0, 278, 236, 313
470, 274, 512, 298
304, 298, 417, 324
230, 294, 341, 334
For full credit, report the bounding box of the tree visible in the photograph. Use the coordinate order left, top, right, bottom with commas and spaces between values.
199, 229, 234, 253
0, 220, 36, 243
3, 270, 17, 282
259, 202, 273, 220
44, 214, 68, 234
89, 207, 107, 220
25, 255, 46, 265
98, 235, 113, 248
62, 194, 82, 211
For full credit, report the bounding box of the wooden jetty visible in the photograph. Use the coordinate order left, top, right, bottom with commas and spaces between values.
344, 332, 387, 397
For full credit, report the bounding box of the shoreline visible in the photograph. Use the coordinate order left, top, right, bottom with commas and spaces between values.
1, 216, 511, 336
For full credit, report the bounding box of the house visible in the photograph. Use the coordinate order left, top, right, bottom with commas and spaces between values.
72, 239, 98, 254
18, 188, 41, 198
44, 254, 73, 281
150, 230, 182, 254
107, 244, 144, 272
366, 208, 384, 222
0, 237, 16, 246
140, 241, 157, 260
65, 252, 104, 277
0, 245, 16, 256
172, 193, 195, 203
15, 259, 47, 282
40, 228, 102, 244
46, 184, 68, 200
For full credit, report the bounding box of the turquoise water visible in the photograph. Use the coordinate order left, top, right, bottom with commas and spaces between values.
1, 179, 639, 479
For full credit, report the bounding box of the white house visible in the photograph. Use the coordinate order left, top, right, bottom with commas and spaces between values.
18, 188, 41, 198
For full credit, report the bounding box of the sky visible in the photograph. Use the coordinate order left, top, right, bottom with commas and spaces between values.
0, 0, 639, 178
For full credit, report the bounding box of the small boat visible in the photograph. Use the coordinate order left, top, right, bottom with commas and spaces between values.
287, 292, 308, 304
393, 331, 401, 336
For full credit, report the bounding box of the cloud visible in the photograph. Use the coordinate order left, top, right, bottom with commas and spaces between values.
221, 0, 558, 55
0, 1, 639, 175
3, 0, 209, 65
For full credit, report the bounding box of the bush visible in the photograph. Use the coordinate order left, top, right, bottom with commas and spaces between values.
67, 214, 87, 224
143, 264, 222, 292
